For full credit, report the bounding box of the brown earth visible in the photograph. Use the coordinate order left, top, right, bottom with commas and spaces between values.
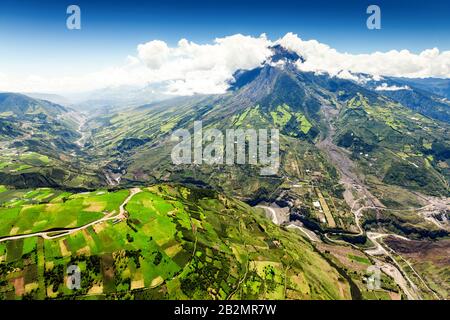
384, 237, 450, 268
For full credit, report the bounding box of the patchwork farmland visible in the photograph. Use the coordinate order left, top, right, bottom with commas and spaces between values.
0, 184, 386, 300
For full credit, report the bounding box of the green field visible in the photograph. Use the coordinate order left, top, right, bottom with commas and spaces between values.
348, 254, 371, 265
0, 184, 364, 300
0, 189, 129, 237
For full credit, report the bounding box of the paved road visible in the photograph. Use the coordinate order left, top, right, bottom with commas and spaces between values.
0, 188, 141, 243
366, 232, 441, 300
286, 224, 320, 242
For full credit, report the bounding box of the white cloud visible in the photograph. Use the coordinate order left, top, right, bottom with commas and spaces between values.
0, 34, 272, 95
137, 40, 170, 69
335, 70, 360, 82
375, 83, 411, 91
332, 72, 382, 84
136, 34, 272, 94
1, 32, 450, 96
278, 32, 450, 79
0, 58, 154, 94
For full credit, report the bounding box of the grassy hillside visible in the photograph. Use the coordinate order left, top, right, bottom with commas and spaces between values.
335, 93, 450, 196
0, 93, 105, 189
0, 184, 364, 300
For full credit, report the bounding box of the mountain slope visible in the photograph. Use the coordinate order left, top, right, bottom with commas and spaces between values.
360, 77, 450, 123
1, 46, 449, 301
0, 184, 368, 300
0, 93, 105, 189
0, 92, 68, 119
88, 48, 450, 195
391, 77, 450, 100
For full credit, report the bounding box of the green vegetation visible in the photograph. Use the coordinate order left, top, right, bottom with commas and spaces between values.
0, 55, 449, 302
0, 189, 128, 237
348, 254, 370, 265
335, 93, 449, 197
0, 184, 361, 300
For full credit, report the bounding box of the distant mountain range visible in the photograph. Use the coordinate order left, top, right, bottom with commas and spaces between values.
0, 92, 68, 118
391, 77, 450, 100
358, 76, 450, 123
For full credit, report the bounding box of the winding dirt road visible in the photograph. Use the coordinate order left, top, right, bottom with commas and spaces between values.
255, 205, 279, 224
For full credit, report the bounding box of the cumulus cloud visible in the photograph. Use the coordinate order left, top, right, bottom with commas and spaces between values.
278, 32, 450, 79
137, 40, 170, 69
136, 34, 272, 94
375, 83, 411, 91
0, 34, 272, 95
1, 32, 450, 96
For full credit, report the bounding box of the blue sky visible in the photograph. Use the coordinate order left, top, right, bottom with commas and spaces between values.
0, 0, 449, 92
